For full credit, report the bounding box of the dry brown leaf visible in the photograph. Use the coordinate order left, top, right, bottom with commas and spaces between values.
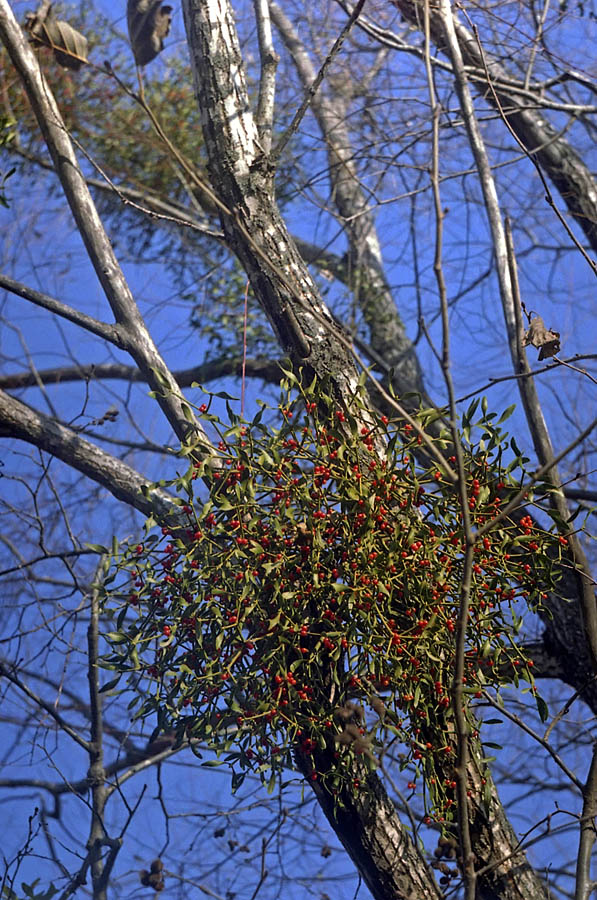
127, 0, 173, 67
523, 315, 561, 360
25, 3, 88, 70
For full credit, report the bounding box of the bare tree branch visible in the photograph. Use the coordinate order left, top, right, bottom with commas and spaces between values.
0, 1, 212, 450
270, 0, 430, 408
0, 659, 90, 752
180, 2, 444, 896
0, 274, 127, 347
0, 388, 180, 523
0, 357, 283, 391
575, 742, 597, 900
392, 0, 597, 256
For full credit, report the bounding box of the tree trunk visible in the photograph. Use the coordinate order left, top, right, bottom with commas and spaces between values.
181, 2, 554, 898
393, 0, 597, 253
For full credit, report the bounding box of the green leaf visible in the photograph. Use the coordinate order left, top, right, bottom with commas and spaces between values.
463, 398, 479, 426
104, 631, 127, 643
231, 770, 246, 792
100, 676, 122, 693
535, 694, 549, 723
498, 404, 516, 424
215, 390, 238, 401
85, 543, 109, 554
150, 366, 170, 388
182, 403, 195, 422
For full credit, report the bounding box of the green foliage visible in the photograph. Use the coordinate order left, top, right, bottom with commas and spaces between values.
1, 7, 209, 213
2, 881, 58, 900
0, 5, 289, 359
101, 380, 563, 820
0, 115, 16, 207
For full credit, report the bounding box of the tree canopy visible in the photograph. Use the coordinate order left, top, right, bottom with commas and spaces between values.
1, 1, 596, 899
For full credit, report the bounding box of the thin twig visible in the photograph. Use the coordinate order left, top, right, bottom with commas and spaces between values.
455, 354, 597, 404
0, 274, 126, 347
575, 741, 597, 900
544, 681, 595, 741
248, 838, 269, 900
463, 13, 597, 279
0, 661, 90, 751
270, 0, 366, 165
476, 413, 597, 540
105, 57, 457, 479
553, 356, 597, 388
424, 0, 475, 894
482, 692, 582, 791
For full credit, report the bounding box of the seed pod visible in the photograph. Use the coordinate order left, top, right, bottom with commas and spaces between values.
140, 861, 165, 891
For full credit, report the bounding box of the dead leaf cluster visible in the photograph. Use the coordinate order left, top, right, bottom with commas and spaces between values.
24, 0, 173, 71
523, 315, 561, 360
127, 0, 172, 67
25, 0, 88, 70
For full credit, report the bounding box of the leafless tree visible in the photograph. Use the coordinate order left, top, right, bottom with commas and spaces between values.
1, 1, 596, 898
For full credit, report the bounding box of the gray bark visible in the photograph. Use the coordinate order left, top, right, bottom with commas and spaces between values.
392, 0, 597, 254
181, 2, 445, 897
182, 0, 360, 400
181, 2, 557, 898
1, 1, 592, 897
0, 388, 180, 524
0, 0, 210, 450
270, 0, 428, 407
298, 748, 443, 900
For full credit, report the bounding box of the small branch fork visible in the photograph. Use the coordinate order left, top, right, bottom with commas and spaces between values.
460, 8, 597, 280
269, 0, 367, 165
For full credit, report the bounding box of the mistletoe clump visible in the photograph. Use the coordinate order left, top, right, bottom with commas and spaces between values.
102, 379, 562, 816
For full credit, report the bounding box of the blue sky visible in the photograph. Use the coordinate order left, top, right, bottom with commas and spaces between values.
1, 0, 597, 895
